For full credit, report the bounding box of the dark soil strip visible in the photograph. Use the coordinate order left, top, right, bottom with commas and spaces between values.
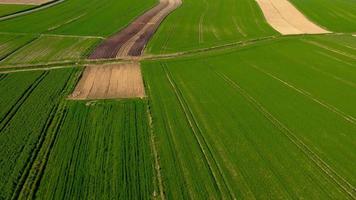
89, 1, 178, 59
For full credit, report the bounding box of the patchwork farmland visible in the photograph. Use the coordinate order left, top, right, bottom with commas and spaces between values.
0, 0, 355, 199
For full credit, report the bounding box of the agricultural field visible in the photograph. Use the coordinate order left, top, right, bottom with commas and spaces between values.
146, 0, 278, 54
0, 0, 355, 199
0, 4, 33, 17
1, 35, 100, 65
142, 35, 356, 199
289, 0, 356, 32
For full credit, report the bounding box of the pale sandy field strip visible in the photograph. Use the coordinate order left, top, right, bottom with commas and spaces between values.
0, 0, 51, 5
70, 63, 146, 99
255, 0, 330, 35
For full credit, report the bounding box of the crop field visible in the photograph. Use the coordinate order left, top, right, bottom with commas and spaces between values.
146, 0, 278, 54
142, 35, 356, 199
0, 68, 80, 200
34, 100, 153, 199
0, 34, 35, 60
0, 0, 355, 199
289, 0, 356, 32
1, 35, 100, 65
0, 4, 32, 17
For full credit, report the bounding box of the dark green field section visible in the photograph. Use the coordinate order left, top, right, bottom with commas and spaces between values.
289, 0, 356, 33
1, 35, 100, 65
0, 68, 79, 200
0, 0, 156, 37
0, 69, 155, 199
142, 35, 356, 199
0, 4, 33, 18
146, 0, 277, 54
34, 100, 154, 199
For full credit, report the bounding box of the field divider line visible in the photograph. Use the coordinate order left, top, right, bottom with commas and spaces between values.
162, 64, 236, 199
215, 71, 356, 199
146, 101, 166, 200
248, 64, 356, 125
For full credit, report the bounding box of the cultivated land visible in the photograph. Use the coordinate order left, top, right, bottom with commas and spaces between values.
0, 0, 51, 5
0, 4, 33, 17
0, 0, 355, 199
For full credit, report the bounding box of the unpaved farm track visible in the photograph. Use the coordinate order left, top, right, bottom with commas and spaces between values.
255, 0, 330, 35
90, 0, 181, 59
69, 63, 145, 99
0, 0, 51, 5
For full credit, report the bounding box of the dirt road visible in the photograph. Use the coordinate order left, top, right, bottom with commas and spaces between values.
0, 0, 51, 5
255, 0, 330, 35
89, 0, 181, 59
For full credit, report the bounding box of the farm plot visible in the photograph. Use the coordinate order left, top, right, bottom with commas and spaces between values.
1, 35, 100, 65
142, 35, 356, 199
0, 34, 35, 61
146, 0, 277, 54
0, 4, 33, 17
289, 0, 356, 33
0, 0, 50, 5
0, 68, 79, 200
34, 100, 154, 199
0, 0, 156, 37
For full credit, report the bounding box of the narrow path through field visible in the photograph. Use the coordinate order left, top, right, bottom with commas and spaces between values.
89, 0, 181, 59
255, 0, 330, 35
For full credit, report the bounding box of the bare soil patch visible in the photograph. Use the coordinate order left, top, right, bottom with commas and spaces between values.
69, 63, 145, 99
255, 0, 330, 35
0, 0, 51, 5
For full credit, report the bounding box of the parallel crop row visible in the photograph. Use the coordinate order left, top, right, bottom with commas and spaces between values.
0, 68, 78, 200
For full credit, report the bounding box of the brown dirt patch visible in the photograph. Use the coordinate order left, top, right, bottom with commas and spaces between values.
69, 63, 146, 99
256, 0, 330, 35
0, 0, 51, 5
89, 0, 181, 59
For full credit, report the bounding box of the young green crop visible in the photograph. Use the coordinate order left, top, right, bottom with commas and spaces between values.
35, 100, 154, 200
0, 34, 36, 60
1, 35, 100, 65
146, 0, 278, 54
142, 35, 356, 199
289, 0, 356, 33
0, 68, 78, 200
0, 0, 156, 37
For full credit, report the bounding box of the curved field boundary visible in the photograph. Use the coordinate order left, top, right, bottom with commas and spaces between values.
255, 0, 330, 35
89, 0, 181, 59
0, 0, 64, 21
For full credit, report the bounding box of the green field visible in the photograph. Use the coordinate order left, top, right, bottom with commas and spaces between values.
0, 68, 80, 200
146, 0, 277, 54
1, 35, 100, 65
0, 4, 33, 18
142, 35, 356, 199
289, 0, 356, 32
0, 0, 156, 37
0, 0, 355, 199
34, 100, 154, 199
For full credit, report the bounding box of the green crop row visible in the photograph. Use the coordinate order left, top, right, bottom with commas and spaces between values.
0, 68, 79, 200
33, 100, 154, 199
146, 0, 277, 54
142, 35, 356, 199
0, 34, 36, 61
